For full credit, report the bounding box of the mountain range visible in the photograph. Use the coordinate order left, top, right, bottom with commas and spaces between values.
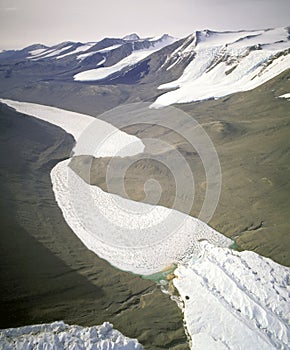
0, 27, 289, 113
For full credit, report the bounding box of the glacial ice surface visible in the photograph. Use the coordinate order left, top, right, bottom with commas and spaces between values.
174, 242, 290, 350
0, 321, 143, 350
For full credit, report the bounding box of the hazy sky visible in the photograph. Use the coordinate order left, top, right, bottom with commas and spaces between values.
0, 0, 289, 50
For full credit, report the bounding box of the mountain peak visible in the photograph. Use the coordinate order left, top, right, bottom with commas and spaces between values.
123, 33, 140, 41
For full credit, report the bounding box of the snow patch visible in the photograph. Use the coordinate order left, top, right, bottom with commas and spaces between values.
76, 45, 121, 61
279, 92, 290, 100
28, 48, 47, 56
96, 57, 106, 66
77, 50, 100, 61
30, 45, 73, 60
96, 44, 122, 53
56, 43, 96, 59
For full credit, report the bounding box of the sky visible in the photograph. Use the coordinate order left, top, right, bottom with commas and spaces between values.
0, 0, 289, 50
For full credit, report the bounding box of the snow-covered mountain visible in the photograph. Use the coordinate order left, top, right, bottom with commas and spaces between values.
25, 34, 176, 67
73, 34, 177, 82
152, 27, 290, 107
0, 27, 289, 108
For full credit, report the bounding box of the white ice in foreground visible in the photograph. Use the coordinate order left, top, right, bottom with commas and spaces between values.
0, 99, 144, 157
174, 242, 290, 350
152, 27, 290, 107
0, 321, 143, 350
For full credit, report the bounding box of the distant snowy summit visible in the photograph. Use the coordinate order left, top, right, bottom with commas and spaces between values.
123, 33, 140, 41
0, 27, 289, 106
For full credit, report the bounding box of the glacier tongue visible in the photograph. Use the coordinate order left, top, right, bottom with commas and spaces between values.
173, 242, 290, 350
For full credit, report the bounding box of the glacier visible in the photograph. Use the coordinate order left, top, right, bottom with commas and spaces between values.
1, 99, 289, 350
152, 27, 290, 107
173, 242, 290, 349
1, 99, 231, 275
